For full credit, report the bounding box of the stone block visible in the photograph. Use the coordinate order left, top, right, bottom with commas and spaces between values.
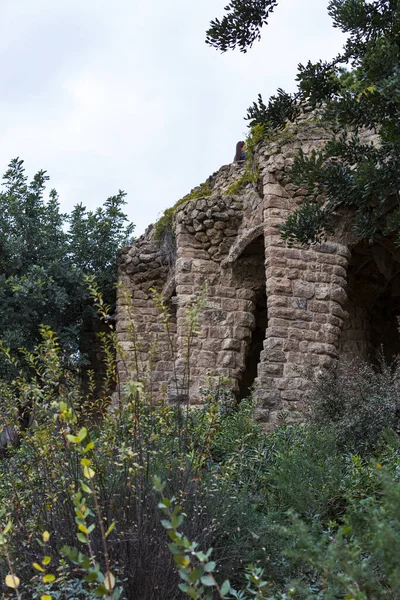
269, 296, 288, 308
257, 362, 284, 376
236, 288, 257, 301
292, 280, 315, 299
222, 338, 242, 351
222, 298, 253, 312
263, 349, 286, 363
210, 326, 234, 339
264, 196, 289, 210
265, 183, 289, 198
191, 260, 216, 274
310, 300, 329, 314
202, 339, 223, 353
266, 278, 292, 295
232, 325, 251, 340
197, 351, 216, 368
217, 351, 236, 368
308, 342, 338, 357
194, 232, 209, 244
314, 285, 331, 301
227, 312, 255, 329
283, 338, 300, 351
254, 407, 270, 422
264, 337, 284, 350
215, 286, 237, 298
331, 287, 347, 305
293, 298, 308, 310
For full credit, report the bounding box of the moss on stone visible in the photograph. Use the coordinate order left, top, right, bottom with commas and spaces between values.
225, 168, 259, 196
154, 181, 213, 240
224, 125, 264, 196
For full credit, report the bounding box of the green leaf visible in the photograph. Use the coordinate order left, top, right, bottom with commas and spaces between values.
220, 580, 231, 595
80, 482, 92, 494
83, 466, 96, 479
178, 584, 199, 599
93, 584, 108, 597
77, 532, 88, 544
201, 575, 215, 586
105, 521, 116, 538
3, 521, 12, 536
174, 555, 191, 567
84, 571, 100, 583
84, 441, 95, 453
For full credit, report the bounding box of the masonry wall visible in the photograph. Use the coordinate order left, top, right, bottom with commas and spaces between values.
117, 119, 384, 428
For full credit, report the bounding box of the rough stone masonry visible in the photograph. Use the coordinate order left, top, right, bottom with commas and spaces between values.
116, 118, 400, 429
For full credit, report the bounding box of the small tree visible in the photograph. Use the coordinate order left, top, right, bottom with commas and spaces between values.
0, 158, 134, 378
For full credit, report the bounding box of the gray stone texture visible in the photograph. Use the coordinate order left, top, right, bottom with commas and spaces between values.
116, 118, 385, 427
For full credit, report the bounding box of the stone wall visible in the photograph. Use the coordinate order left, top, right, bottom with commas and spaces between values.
117, 119, 394, 428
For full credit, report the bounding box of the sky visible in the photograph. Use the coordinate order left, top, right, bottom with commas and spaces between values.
0, 0, 346, 235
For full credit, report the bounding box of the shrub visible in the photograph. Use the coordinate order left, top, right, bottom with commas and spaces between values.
307, 357, 400, 452
0, 319, 267, 598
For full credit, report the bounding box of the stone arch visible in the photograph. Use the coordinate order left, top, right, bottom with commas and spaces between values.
222, 224, 264, 266
340, 239, 400, 362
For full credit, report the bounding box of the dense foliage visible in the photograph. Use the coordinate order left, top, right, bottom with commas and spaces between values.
1, 290, 400, 599
206, 0, 279, 53
0, 158, 134, 375
208, 0, 400, 247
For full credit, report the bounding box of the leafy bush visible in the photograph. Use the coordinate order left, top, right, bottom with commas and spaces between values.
307, 357, 400, 452
0, 310, 267, 599
2, 283, 400, 598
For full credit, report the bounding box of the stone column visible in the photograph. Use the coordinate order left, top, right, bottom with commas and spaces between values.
255, 127, 350, 427
173, 194, 246, 403
116, 231, 175, 400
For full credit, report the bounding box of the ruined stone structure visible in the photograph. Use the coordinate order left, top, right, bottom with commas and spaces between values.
117, 118, 400, 429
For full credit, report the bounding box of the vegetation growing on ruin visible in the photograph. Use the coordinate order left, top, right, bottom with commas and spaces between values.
2, 293, 400, 598
2, 1, 400, 599
154, 181, 213, 240
209, 0, 400, 246
225, 124, 264, 196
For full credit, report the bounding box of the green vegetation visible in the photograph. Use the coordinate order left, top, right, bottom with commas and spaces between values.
206, 0, 279, 53
2, 281, 400, 598
0, 158, 134, 379
225, 124, 264, 196
154, 181, 213, 240
209, 0, 400, 247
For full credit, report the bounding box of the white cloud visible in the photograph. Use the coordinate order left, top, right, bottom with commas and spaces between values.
0, 0, 346, 234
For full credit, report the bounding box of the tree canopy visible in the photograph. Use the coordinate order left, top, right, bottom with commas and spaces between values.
205, 0, 279, 53
207, 0, 400, 246
0, 158, 134, 374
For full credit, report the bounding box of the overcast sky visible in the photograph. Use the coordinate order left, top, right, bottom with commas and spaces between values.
0, 1, 346, 235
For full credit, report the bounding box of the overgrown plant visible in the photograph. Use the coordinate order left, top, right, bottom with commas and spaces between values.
307, 356, 400, 452
154, 181, 213, 241
225, 125, 264, 197
0, 283, 260, 599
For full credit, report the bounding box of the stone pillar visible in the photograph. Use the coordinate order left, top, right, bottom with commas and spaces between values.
116, 231, 175, 400
173, 194, 246, 403
255, 128, 350, 427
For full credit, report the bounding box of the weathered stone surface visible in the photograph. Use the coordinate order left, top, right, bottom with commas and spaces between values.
116, 119, 381, 428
